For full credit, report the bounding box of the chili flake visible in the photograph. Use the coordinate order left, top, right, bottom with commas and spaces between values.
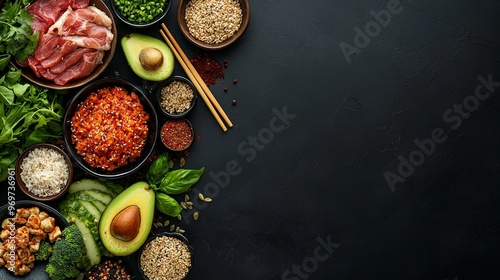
70, 86, 149, 171
161, 119, 194, 151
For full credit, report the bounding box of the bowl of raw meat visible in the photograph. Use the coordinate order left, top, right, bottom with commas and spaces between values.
15, 0, 117, 90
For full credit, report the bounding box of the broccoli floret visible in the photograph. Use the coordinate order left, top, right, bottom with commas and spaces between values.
46, 224, 85, 280
35, 241, 53, 261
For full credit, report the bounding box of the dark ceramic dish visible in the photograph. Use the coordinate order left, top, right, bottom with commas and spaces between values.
62, 78, 158, 179
156, 76, 198, 118
177, 0, 250, 50
110, 0, 171, 28
137, 231, 193, 280
15, 143, 73, 202
0, 200, 69, 280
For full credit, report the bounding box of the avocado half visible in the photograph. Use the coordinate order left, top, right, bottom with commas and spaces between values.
121, 33, 174, 81
99, 181, 155, 256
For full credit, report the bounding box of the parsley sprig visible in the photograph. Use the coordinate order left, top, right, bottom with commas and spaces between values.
0, 0, 39, 63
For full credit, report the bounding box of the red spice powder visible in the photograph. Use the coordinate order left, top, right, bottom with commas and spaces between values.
190, 53, 224, 86
161, 119, 194, 151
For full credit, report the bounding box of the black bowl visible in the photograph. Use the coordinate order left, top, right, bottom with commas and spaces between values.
156, 76, 198, 118
0, 200, 69, 280
110, 0, 171, 28
62, 78, 158, 179
137, 231, 193, 280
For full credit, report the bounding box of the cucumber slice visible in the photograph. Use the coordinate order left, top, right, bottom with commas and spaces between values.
82, 190, 113, 205
60, 201, 105, 254
97, 180, 124, 195
78, 200, 101, 221
66, 192, 107, 212
69, 179, 117, 197
66, 213, 102, 268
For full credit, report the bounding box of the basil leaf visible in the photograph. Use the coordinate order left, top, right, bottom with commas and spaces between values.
159, 167, 205, 195
146, 153, 169, 187
155, 193, 182, 217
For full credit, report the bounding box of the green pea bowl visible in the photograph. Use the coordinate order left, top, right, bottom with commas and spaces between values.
110, 0, 171, 28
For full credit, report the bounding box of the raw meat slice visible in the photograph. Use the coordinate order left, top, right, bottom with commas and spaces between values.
40, 40, 77, 69
27, 0, 72, 32
53, 50, 104, 85
70, 0, 90, 9
33, 34, 65, 62
49, 48, 93, 74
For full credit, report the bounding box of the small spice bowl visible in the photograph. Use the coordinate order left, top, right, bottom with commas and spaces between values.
15, 144, 73, 201
160, 119, 195, 152
137, 231, 193, 280
110, 0, 172, 28
156, 76, 198, 118
177, 0, 251, 50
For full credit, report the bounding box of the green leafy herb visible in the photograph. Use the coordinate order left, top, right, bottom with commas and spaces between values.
159, 167, 204, 195
155, 193, 182, 217
0, 0, 39, 63
0, 67, 64, 181
146, 153, 170, 189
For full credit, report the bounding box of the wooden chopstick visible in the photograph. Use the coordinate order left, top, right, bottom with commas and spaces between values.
160, 23, 233, 128
159, 30, 228, 132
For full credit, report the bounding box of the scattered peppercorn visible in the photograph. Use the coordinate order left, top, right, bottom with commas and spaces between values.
224, 59, 228, 68
233, 79, 238, 84
232, 99, 237, 105
190, 53, 224, 86
83, 259, 131, 280
224, 87, 228, 92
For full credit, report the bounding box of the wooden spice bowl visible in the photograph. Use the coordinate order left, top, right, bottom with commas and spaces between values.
15, 143, 73, 202
177, 0, 251, 50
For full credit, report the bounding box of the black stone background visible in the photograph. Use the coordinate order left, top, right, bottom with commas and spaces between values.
2, 0, 500, 279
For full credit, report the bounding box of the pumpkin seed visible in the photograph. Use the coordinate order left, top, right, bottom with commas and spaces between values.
186, 201, 193, 206
185, 194, 190, 202
168, 159, 174, 168
175, 226, 180, 232
179, 157, 186, 167
198, 193, 205, 200
180, 201, 187, 209
170, 224, 175, 231
204, 197, 213, 203
177, 215, 182, 221
193, 212, 199, 221
164, 220, 170, 226
178, 228, 186, 233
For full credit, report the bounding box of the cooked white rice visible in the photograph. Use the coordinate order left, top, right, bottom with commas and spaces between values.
20, 147, 69, 197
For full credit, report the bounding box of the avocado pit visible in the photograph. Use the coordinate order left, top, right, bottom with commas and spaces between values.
110, 205, 141, 242
139, 47, 164, 71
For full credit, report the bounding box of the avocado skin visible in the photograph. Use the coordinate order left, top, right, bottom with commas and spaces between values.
99, 181, 155, 256
121, 33, 174, 81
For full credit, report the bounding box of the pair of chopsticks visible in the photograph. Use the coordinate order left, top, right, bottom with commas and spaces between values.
160, 23, 232, 132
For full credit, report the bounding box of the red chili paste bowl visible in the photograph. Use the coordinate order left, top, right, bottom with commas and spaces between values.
62, 78, 158, 179
160, 119, 194, 152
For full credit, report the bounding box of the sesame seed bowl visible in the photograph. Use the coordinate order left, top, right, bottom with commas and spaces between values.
15, 143, 73, 202
156, 76, 198, 118
177, 0, 251, 50
137, 231, 193, 280
62, 77, 158, 180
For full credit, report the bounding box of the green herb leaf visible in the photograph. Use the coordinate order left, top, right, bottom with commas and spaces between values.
159, 167, 205, 194
155, 193, 182, 217
0, 0, 39, 62
0, 55, 11, 71
146, 153, 169, 187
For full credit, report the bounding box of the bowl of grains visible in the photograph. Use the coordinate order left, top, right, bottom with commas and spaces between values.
157, 76, 197, 118
160, 119, 195, 152
177, 0, 251, 50
62, 77, 158, 179
15, 144, 72, 201
138, 231, 193, 280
